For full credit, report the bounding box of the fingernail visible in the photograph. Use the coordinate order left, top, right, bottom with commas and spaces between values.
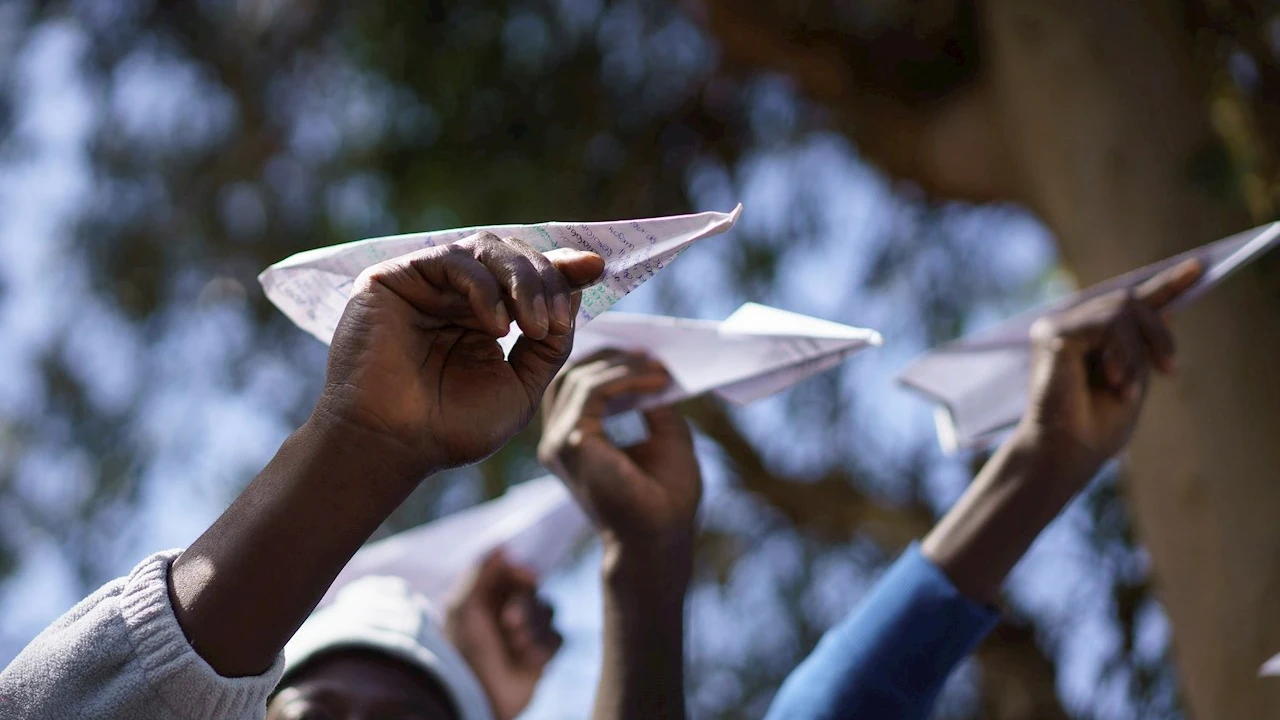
531, 295, 549, 338
494, 302, 510, 333
551, 294, 571, 330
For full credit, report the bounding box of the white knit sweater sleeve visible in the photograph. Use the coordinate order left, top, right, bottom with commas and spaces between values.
0, 550, 284, 720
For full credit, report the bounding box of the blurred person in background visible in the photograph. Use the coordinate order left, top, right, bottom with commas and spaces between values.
266, 551, 561, 720
0, 236, 603, 720
537, 259, 1202, 720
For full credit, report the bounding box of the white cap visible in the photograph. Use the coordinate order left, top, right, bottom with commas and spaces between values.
283, 575, 494, 720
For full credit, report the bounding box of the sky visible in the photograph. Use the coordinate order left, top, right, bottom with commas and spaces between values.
0, 13, 1172, 720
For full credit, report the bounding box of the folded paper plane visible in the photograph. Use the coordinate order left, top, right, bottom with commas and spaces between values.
321, 476, 588, 608
1262, 653, 1280, 677
320, 304, 880, 602
260, 206, 742, 345
898, 222, 1280, 450
558, 302, 883, 411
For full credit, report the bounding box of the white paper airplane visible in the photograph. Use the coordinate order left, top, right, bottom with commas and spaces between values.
260, 205, 742, 345
1262, 652, 1280, 677
558, 302, 883, 412
319, 304, 880, 603
898, 222, 1280, 451
321, 476, 589, 608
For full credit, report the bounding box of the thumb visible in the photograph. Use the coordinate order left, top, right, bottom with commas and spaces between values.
1136, 258, 1203, 310
545, 249, 605, 289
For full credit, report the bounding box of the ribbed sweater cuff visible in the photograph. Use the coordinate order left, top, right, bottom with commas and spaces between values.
118, 550, 283, 720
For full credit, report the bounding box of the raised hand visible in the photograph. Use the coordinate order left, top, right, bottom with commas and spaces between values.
923, 258, 1204, 605
446, 550, 562, 720
537, 350, 700, 720
537, 350, 702, 554
316, 233, 605, 482
1018, 258, 1203, 477
168, 237, 601, 680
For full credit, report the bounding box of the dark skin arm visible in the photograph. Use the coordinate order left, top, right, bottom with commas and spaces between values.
538, 352, 702, 720
168, 233, 604, 677
923, 258, 1203, 604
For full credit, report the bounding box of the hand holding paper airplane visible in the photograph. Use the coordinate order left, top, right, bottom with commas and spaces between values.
898, 222, 1280, 450
260, 205, 742, 345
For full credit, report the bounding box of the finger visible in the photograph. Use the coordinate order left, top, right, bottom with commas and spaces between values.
460, 232, 551, 340
1131, 297, 1177, 374
546, 350, 632, 413
508, 331, 577, 408
504, 619, 537, 657
552, 352, 648, 415
363, 245, 509, 335
640, 404, 693, 445
626, 404, 694, 469
560, 359, 671, 430
526, 626, 563, 669
1104, 316, 1147, 397
501, 238, 575, 336
545, 248, 605, 290
466, 549, 539, 603
546, 628, 564, 655
1135, 258, 1203, 310
467, 548, 514, 597
529, 596, 555, 631
524, 290, 587, 404
500, 595, 534, 633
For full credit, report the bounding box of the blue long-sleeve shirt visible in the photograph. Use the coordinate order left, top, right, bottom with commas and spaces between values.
764, 544, 999, 720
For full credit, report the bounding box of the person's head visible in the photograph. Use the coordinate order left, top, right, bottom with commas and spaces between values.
269, 575, 497, 720
267, 647, 460, 720
269, 556, 561, 720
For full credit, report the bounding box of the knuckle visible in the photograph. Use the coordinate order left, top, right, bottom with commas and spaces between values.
458, 232, 504, 258
501, 235, 535, 253
1029, 317, 1060, 342
354, 261, 395, 292
565, 428, 590, 450
439, 243, 473, 265
535, 444, 556, 467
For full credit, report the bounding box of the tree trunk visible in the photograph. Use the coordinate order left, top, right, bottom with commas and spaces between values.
980, 0, 1280, 715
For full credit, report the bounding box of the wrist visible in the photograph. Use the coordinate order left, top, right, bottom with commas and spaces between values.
1005, 423, 1104, 494
302, 404, 442, 490
600, 532, 693, 604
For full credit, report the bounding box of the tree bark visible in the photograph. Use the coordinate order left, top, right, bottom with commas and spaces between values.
978, 1, 1280, 716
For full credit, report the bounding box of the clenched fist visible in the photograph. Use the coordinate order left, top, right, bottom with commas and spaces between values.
315, 233, 605, 483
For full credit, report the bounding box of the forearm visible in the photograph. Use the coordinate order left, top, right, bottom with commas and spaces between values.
169, 410, 428, 677
922, 430, 1092, 604
592, 541, 691, 720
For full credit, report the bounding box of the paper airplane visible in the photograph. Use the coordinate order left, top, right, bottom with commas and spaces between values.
898, 222, 1280, 450
556, 302, 882, 413
320, 304, 879, 601
260, 206, 743, 345
321, 476, 589, 608
1262, 652, 1280, 677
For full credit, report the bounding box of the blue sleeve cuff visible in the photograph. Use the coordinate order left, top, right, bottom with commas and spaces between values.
764, 543, 999, 720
